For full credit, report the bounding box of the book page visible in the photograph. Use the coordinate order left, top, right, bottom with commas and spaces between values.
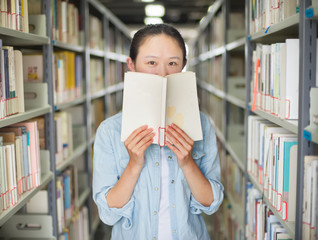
121, 72, 164, 144
165, 71, 202, 141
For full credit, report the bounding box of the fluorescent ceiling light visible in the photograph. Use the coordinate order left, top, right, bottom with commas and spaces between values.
141, 0, 155, 2
145, 4, 165, 17
144, 17, 163, 25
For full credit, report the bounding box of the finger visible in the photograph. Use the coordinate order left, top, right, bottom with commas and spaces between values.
170, 123, 193, 145
167, 125, 191, 150
125, 125, 148, 143
127, 127, 154, 147
135, 132, 155, 150
138, 134, 155, 152
166, 140, 180, 155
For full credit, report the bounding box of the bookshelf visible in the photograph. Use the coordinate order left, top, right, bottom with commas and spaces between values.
0, 0, 130, 239
190, 0, 317, 239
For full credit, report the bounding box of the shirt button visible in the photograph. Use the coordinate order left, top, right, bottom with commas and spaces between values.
193, 153, 197, 157
154, 187, 158, 191
153, 238, 156, 240
154, 211, 157, 215
171, 180, 174, 184
168, 156, 172, 159
173, 230, 177, 234
171, 204, 175, 208
155, 162, 159, 166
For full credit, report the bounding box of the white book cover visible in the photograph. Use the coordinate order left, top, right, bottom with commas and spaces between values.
121, 71, 202, 146
14, 50, 24, 113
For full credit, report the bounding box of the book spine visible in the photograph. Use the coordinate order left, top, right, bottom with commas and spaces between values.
159, 78, 167, 147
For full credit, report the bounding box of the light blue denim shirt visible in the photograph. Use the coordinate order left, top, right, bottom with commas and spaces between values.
92, 112, 224, 240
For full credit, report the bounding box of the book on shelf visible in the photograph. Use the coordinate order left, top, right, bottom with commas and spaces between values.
121, 71, 202, 146
248, 116, 298, 222
0, 45, 25, 119
302, 155, 318, 240
90, 57, 104, 94
249, 0, 298, 35
251, 39, 300, 120
0, 0, 29, 32
22, 53, 44, 83
89, 15, 103, 50
54, 111, 73, 166
246, 184, 293, 240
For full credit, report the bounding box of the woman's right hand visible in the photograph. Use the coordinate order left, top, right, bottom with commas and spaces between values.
124, 125, 155, 170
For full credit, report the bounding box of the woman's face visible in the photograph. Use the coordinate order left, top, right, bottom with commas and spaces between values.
127, 34, 185, 77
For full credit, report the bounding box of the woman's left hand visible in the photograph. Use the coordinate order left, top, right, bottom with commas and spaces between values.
166, 123, 194, 169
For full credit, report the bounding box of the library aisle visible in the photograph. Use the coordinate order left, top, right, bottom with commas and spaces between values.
0, 0, 317, 240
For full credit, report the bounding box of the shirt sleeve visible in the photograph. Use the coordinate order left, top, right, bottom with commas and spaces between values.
189, 113, 224, 215
92, 121, 135, 229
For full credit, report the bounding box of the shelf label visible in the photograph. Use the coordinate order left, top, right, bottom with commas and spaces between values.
306, 8, 314, 19
304, 130, 312, 141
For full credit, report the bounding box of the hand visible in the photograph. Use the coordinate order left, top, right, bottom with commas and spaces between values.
124, 125, 155, 170
166, 123, 194, 169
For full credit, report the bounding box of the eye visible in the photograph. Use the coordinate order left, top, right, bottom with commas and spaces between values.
148, 61, 156, 65
169, 62, 177, 66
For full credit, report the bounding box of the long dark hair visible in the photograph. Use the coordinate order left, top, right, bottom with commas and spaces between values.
130, 24, 187, 65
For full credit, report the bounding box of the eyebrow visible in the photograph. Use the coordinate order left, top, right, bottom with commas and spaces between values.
144, 56, 181, 60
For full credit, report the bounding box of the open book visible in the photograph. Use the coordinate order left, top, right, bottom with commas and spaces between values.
121, 71, 202, 146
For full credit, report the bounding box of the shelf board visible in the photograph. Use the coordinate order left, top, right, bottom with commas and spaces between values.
304, 125, 318, 144
106, 82, 124, 94
56, 142, 88, 174
198, 46, 226, 61
226, 141, 245, 172
89, 49, 105, 57
250, 14, 299, 43
0, 172, 53, 226
226, 37, 245, 52
0, 26, 49, 46
106, 52, 128, 63
76, 189, 91, 209
91, 89, 107, 100
91, 216, 101, 237
248, 173, 295, 239
0, 105, 51, 128
226, 94, 246, 109
198, 81, 226, 100
225, 190, 245, 225
251, 108, 298, 134
52, 40, 85, 52
198, 0, 223, 33
54, 96, 86, 111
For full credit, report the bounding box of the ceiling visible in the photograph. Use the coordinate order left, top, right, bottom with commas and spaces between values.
100, 0, 215, 40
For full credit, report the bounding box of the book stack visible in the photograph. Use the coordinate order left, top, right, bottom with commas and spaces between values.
0, 42, 25, 119
55, 111, 73, 166
53, 51, 83, 105
250, 39, 300, 120
51, 0, 81, 45
90, 57, 104, 94
246, 184, 293, 240
249, 0, 299, 34
0, 0, 29, 32
248, 115, 298, 222
0, 120, 41, 213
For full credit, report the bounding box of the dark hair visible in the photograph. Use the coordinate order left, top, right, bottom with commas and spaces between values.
130, 24, 187, 65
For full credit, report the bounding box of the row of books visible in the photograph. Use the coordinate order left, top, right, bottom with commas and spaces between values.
53, 51, 83, 105
303, 155, 318, 240
56, 167, 89, 236
23, 51, 83, 105
251, 39, 300, 120
0, 120, 41, 214
90, 57, 104, 94
91, 98, 105, 136
0, 42, 25, 119
89, 15, 103, 51
0, 0, 29, 32
55, 111, 73, 166
249, 0, 299, 34
246, 184, 292, 240
248, 115, 297, 222
52, 0, 81, 45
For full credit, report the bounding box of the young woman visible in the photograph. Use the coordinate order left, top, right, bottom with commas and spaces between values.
93, 24, 224, 240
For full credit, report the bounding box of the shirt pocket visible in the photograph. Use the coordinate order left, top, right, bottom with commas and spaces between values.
192, 150, 205, 167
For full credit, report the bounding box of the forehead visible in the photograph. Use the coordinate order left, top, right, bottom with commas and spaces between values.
138, 34, 183, 54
